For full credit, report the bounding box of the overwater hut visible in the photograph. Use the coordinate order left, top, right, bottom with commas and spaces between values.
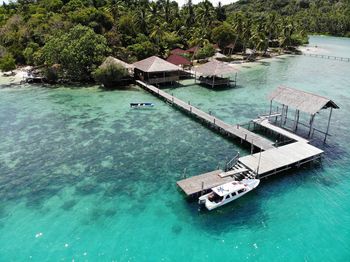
193, 60, 238, 88
133, 56, 182, 85
268, 86, 339, 142
167, 54, 191, 67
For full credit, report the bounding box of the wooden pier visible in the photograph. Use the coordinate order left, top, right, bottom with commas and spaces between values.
136, 80, 274, 151
136, 81, 336, 198
302, 53, 350, 62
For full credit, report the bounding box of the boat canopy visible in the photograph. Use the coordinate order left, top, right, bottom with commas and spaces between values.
212, 182, 245, 196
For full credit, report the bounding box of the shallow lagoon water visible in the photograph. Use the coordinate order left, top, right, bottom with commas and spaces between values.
0, 36, 350, 261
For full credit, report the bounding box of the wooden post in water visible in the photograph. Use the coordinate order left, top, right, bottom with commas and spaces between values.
308, 114, 315, 137
256, 148, 262, 177
284, 106, 288, 125
269, 100, 273, 116
280, 104, 285, 126
235, 72, 237, 87
294, 110, 300, 131
324, 107, 333, 143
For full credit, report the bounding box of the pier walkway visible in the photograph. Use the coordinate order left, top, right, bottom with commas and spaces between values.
302, 53, 350, 62
253, 117, 309, 143
136, 80, 326, 197
136, 80, 275, 151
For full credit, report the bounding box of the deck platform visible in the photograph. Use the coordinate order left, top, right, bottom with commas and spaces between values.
253, 117, 309, 143
136, 80, 275, 151
136, 80, 326, 197
239, 141, 323, 177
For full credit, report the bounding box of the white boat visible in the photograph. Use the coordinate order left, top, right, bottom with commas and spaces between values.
130, 102, 154, 108
198, 179, 260, 210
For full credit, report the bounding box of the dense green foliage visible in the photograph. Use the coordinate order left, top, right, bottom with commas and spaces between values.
226, 0, 350, 37
0, 53, 16, 72
42, 25, 109, 81
0, 0, 348, 81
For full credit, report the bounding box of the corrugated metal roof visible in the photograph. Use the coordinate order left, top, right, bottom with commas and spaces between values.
133, 56, 181, 72
269, 86, 339, 115
193, 60, 238, 76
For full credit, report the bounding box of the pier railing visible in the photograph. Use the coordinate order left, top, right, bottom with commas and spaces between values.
147, 76, 180, 84
224, 152, 240, 171
302, 53, 350, 62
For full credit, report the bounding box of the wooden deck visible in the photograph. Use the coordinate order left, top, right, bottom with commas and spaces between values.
136, 80, 325, 197
253, 117, 309, 143
177, 164, 256, 196
136, 80, 275, 151
239, 141, 323, 177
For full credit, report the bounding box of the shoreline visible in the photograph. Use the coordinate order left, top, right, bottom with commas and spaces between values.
0, 48, 310, 87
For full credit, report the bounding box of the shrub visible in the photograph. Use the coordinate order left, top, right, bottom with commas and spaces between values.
93, 63, 129, 89
0, 54, 16, 72
195, 44, 216, 59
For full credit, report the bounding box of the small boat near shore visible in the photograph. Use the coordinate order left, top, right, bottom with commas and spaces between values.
198, 179, 260, 210
130, 102, 155, 108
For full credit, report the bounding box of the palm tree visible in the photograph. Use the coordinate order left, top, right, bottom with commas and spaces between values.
134, 0, 150, 34
196, 0, 215, 28
231, 11, 245, 53
263, 12, 278, 55
184, 0, 195, 27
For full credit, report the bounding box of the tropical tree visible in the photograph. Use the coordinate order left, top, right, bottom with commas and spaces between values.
42, 25, 109, 81
212, 22, 236, 48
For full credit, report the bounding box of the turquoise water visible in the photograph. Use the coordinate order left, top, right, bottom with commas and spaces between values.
0, 36, 350, 261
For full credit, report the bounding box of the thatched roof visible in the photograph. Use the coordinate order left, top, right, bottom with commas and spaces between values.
166, 54, 191, 66
100, 56, 134, 70
193, 60, 238, 76
269, 86, 339, 115
133, 56, 181, 73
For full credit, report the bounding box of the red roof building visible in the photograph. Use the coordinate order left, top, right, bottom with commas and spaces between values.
166, 54, 191, 66
186, 46, 200, 53
170, 48, 188, 55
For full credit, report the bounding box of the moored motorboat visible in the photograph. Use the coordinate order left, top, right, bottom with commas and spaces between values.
198, 179, 260, 210
130, 102, 154, 108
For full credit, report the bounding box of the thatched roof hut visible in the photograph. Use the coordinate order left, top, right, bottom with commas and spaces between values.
268, 86, 339, 142
133, 56, 182, 84
193, 60, 238, 88
100, 56, 134, 75
269, 86, 339, 115
193, 60, 238, 76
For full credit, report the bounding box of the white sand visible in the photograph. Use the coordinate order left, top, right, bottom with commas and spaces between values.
0, 66, 32, 85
